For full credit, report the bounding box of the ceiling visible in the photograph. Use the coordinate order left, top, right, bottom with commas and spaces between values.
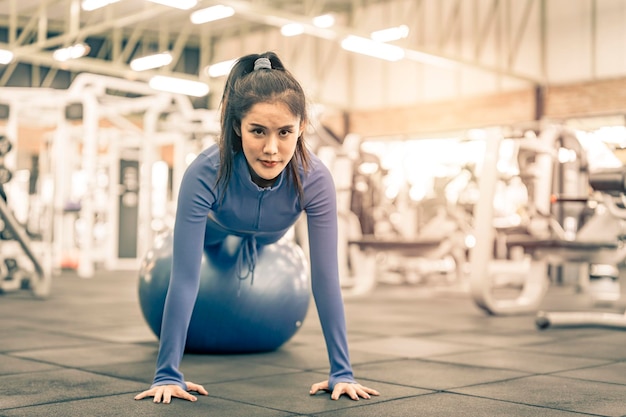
0, 0, 383, 88
0, 0, 551, 92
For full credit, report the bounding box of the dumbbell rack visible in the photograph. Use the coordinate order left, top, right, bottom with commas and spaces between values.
0, 195, 50, 297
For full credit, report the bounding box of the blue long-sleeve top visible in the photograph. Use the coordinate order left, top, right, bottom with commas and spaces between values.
152, 144, 355, 390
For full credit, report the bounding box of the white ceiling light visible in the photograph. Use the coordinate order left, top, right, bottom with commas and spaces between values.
146, 0, 197, 10
130, 52, 173, 71
81, 0, 119, 11
0, 49, 14, 64
281, 23, 304, 37
341, 35, 405, 62
205, 58, 236, 78
370, 25, 410, 43
191, 5, 235, 24
149, 75, 209, 97
53, 43, 90, 62
313, 13, 335, 29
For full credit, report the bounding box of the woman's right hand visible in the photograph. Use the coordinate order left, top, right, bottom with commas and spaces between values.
134, 382, 208, 404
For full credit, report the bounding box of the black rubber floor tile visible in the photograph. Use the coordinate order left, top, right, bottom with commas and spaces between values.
423, 329, 568, 348
0, 328, 97, 352
452, 374, 626, 416
2, 392, 294, 417
517, 337, 626, 361
345, 315, 443, 337
172, 354, 302, 385
0, 368, 146, 410
554, 361, 626, 385
349, 336, 481, 358
203, 371, 429, 415
353, 358, 529, 390
239, 342, 394, 372
58, 324, 157, 344
12, 342, 157, 368
428, 348, 610, 374
84, 359, 159, 384
0, 353, 59, 376
311, 392, 596, 417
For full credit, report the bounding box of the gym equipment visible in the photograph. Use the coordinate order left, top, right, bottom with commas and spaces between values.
0, 195, 50, 297
470, 126, 626, 321
138, 230, 311, 353
0, 165, 12, 184
536, 167, 626, 329
0, 134, 12, 156
469, 127, 551, 315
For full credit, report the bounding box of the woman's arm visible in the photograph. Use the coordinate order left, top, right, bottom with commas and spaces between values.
303, 161, 355, 388
151, 152, 217, 389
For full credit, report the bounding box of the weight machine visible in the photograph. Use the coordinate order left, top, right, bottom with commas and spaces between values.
469, 125, 626, 328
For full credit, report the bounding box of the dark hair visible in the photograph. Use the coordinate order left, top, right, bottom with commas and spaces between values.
217, 51, 310, 201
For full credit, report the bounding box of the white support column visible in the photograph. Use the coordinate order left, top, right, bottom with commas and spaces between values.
76, 91, 99, 278
138, 99, 167, 261
469, 128, 502, 314
52, 106, 70, 273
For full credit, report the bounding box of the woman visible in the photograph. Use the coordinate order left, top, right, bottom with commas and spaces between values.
135, 51, 379, 404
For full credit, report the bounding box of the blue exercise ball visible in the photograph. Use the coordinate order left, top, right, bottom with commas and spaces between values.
138, 230, 311, 353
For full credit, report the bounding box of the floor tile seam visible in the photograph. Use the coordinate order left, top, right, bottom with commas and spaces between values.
441, 390, 610, 416
408, 356, 538, 375
304, 392, 441, 416
429, 344, 621, 363
0, 390, 141, 412
199, 369, 307, 386
0, 360, 151, 385
350, 357, 419, 368
323, 376, 440, 393
3, 349, 140, 370
444, 371, 554, 390
508, 345, 626, 361
349, 371, 539, 393
536, 371, 626, 387
31, 326, 151, 339
199, 391, 374, 414
0, 340, 109, 356
544, 359, 624, 375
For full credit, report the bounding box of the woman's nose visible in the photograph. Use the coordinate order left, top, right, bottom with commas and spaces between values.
263, 135, 278, 154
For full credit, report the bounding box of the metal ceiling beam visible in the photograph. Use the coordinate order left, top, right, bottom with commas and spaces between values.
9, 3, 179, 55
0, 0, 544, 89
202, 0, 543, 83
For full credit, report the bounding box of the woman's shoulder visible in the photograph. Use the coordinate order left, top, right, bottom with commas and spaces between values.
303, 149, 333, 180
187, 143, 220, 170
300, 149, 336, 196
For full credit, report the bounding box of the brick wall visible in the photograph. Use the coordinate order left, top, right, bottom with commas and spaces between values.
545, 78, 626, 119
346, 77, 626, 138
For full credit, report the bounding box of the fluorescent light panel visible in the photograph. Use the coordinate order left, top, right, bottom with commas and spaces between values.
149, 75, 209, 97
53, 43, 90, 62
130, 52, 173, 71
313, 13, 335, 28
205, 59, 236, 78
191, 5, 235, 24
147, 0, 197, 10
370, 25, 410, 43
0, 49, 13, 64
81, 0, 119, 11
341, 35, 405, 62
281, 23, 304, 37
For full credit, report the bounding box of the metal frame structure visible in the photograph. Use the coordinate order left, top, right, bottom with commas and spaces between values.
1, 0, 599, 106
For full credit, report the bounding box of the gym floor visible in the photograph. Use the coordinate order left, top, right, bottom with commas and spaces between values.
2, 270, 626, 417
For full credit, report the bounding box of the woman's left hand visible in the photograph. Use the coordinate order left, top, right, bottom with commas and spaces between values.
310, 380, 380, 401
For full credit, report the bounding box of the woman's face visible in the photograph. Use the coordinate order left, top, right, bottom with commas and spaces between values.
238, 101, 304, 186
